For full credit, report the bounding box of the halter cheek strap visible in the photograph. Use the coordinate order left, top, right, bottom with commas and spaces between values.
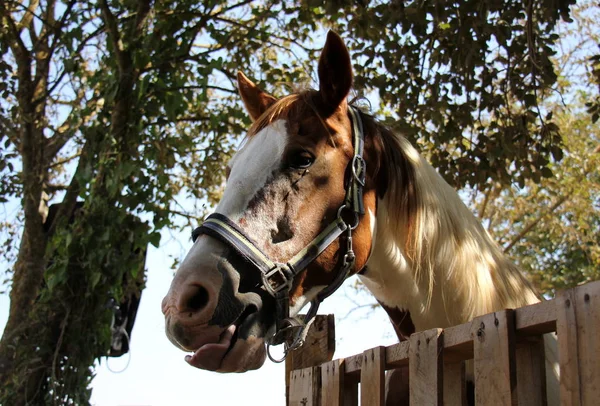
191, 107, 366, 361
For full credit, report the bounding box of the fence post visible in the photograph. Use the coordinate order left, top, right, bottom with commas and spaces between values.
320, 359, 344, 406
443, 361, 466, 406
557, 280, 600, 405
286, 315, 335, 405
471, 310, 517, 406
409, 328, 444, 405
360, 346, 386, 406
515, 338, 546, 405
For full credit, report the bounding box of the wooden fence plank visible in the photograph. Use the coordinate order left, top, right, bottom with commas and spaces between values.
471, 310, 517, 406
285, 282, 600, 406
559, 281, 600, 405
409, 328, 443, 405
515, 300, 556, 336
321, 359, 343, 406
360, 346, 386, 406
575, 281, 600, 405
289, 367, 319, 406
557, 287, 581, 405
343, 375, 359, 406
515, 339, 546, 406
443, 322, 473, 362
385, 340, 410, 368
286, 315, 335, 404
443, 361, 466, 406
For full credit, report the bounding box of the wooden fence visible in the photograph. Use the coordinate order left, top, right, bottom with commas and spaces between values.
286, 280, 600, 405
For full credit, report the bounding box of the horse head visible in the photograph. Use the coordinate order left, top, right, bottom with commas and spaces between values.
162, 32, 383, 372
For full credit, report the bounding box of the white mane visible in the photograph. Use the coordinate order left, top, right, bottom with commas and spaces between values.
362, 131, 540, 330
361, 128, 559, 405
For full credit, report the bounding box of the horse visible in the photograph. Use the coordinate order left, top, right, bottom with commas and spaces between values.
161, 31, 559, 404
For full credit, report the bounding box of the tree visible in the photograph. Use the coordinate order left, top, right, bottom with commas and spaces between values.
468, 1, 600, 294
0, 1, 323, 403
1, 0, 598, 403
305, 0, 581, 189
476, 103, 600, 294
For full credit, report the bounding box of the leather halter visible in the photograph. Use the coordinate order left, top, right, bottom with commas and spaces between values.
192, 107, 366, 361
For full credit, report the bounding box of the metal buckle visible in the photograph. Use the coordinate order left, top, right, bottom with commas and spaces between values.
262, 264, 292, 296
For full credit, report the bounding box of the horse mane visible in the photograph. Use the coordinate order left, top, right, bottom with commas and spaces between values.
362, 111, 541, 324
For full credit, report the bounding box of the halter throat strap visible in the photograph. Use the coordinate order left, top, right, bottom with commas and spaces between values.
191, 106, 366, 358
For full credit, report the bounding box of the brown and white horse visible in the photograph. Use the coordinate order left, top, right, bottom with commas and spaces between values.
162, 32, 558, 403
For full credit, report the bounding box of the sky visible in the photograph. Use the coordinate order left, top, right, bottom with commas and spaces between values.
1, 226, 397, 406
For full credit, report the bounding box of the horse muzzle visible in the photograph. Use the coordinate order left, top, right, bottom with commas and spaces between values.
162, 237, 274, 372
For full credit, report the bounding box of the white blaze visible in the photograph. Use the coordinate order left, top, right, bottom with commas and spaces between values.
216, 120, 288, 219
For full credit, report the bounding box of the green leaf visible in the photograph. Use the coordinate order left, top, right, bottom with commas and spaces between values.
149, 232, 161, 248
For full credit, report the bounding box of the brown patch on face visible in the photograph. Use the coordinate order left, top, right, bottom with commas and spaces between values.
283, 106, 385, 304
232, 92, 390, 311
379, 302, 415, 342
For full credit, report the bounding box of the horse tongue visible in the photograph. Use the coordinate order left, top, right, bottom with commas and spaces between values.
185, 325, 236, 371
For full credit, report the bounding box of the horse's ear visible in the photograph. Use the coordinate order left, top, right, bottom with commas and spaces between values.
237, 71, 277, 121
318, 31, 353, 113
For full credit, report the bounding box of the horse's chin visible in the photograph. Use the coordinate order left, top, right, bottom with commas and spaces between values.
184, 322, 267, 373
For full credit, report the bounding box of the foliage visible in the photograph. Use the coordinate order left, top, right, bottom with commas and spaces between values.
302, 0, 579, 189
0, 0, 598, 403
474, 102, 600, 295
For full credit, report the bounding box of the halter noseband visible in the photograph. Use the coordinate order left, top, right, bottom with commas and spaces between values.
191, 107, 366, 361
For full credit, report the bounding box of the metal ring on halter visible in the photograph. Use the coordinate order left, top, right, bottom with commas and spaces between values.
337, 204, 360, 230
266, 321, 304, 362
266, 341, 289, 363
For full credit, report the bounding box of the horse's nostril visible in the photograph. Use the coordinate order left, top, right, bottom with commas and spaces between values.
186, 285, 209, 312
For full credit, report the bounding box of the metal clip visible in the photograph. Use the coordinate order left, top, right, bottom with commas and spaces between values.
342, 227, 355, 268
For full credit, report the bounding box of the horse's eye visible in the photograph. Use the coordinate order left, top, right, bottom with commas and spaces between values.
287, 150, 314, 169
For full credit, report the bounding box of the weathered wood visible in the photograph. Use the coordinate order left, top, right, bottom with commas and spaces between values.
286, 315, 335, 403
575, 281, 600, 405
515, 300, 556, 336
443, 322, 473, 362
385, 340, 410, 368
443, 361, 466, 406
409, 328, 443, 405
515, 338, 546, 406
321, 359, 344, 406
557, 287, 581, 405
289, 367, 319, 406
360, 346, 386, 406
471, 310, 517, 406
557, 280, 600, 405
343, 374, 359, 406
286, 282, 600, 406
343, 353, 364, 377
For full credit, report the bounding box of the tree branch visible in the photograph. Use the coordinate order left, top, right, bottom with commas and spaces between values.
503, 194, 569, 253
46, 138, 92, 238
16, 0, 40, 33
100, 0, 128, 74
1, 4, 32, 75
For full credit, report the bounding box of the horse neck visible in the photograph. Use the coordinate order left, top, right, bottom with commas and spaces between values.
362, 136, 540, 331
